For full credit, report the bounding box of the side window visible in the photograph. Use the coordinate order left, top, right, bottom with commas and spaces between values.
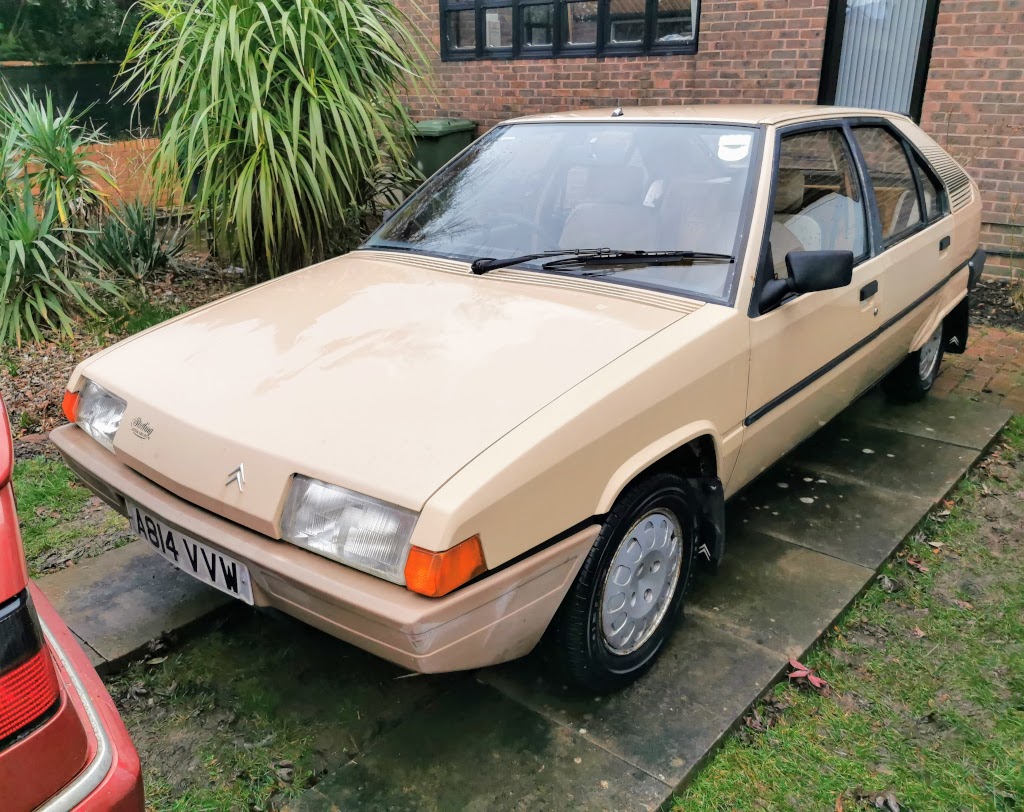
911, 152, 946, 223
769, 129, 867, 279
852, 127, 922, 243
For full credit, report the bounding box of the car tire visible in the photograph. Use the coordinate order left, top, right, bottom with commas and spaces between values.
882, 322, 945, 403
547, 472, 698, 693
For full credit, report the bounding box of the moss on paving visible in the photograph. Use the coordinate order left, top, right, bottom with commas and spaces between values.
674, 416, 1024, 812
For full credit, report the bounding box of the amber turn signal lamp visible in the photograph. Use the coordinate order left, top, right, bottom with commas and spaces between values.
404, 535, 486, 598
61, 390, 79, 423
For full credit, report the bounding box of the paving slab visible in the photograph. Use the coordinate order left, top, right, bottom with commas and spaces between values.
790, 420, 980, 501
842, 387, 1009, 450
35, 540, 229, 668
687, 527, 872, 656
481, 616, 788, 789
295, 680, 671, 812
730, 461, 932, 569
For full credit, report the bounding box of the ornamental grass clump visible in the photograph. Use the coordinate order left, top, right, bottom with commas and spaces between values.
0, 85, 118, 344
119, 0, 427, 278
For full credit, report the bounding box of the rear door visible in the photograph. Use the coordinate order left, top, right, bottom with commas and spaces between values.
847, 121, 955, 367
732, 121, 884, 491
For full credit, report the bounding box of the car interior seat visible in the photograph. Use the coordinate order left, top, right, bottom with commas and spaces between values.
559, 165, 656, 249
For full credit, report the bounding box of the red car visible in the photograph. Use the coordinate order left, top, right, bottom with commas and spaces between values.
0, 397, 143, 811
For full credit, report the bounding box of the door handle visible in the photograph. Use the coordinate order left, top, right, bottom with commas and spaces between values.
859, 280, 878, 301
939, 236, 951, 251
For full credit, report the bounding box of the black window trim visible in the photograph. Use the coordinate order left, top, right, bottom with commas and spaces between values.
748, 119, 877, 318
439, 0, 700, 61
847, 118, 937, 248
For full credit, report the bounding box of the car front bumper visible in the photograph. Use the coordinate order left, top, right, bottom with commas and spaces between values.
51, 424, 598, 673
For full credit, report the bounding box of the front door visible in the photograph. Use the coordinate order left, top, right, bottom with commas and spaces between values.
731, 123, 883, 492
819, 0, 941, 121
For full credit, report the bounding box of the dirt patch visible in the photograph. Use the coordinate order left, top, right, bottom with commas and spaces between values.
971, 277, 1024, 331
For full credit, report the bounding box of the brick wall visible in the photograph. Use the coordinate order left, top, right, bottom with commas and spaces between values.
399, 0, 831, 128
920, 0, 1024, 277
86, 138, 174, 206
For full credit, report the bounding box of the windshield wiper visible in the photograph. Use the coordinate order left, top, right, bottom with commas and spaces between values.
470, 248, 733, 275
471, 249, 604, 275
542, 249, 734, 271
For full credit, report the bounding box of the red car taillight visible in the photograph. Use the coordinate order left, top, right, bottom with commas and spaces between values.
0, 590, 61, 750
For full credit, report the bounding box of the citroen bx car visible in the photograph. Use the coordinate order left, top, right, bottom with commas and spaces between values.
52, 105, 983, 691
0, 397, 144, 811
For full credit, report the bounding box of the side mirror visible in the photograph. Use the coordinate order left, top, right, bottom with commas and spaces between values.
786, 250, 853, 292
759, 250, 854, 313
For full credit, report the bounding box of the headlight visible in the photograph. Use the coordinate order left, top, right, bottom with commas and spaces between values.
76, 380, 126, 452
281, 476, 418, 584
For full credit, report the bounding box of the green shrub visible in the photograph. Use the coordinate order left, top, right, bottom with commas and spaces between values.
0, 82, 114, 225
88, 201, 186, 286
0, 0, 141, 64
0, 186, 115, 344
119, 0, 427, 277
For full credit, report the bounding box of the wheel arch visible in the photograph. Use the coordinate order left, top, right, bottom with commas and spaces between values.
596, 424, 720, 515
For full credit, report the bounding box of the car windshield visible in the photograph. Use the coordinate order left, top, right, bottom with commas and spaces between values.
365, 121, 760, 302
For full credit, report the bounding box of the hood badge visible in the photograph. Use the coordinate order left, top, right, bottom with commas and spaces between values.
131, 418, 154, 440
226, 464, 246, 492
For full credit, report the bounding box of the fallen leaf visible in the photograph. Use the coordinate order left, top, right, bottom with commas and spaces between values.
145, 656, 167, 666
855, 788, 901, 812
876, 574, 903, 593
910, 627, 926, 639
953, 599, 974, 610
787, 658, 831, 696
906, 555, 929, 573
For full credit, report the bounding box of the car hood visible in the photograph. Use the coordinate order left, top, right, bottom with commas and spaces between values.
74, 250, 700, 536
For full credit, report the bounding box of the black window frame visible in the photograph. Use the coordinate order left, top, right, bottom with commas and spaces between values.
749, 120, 875, 317
847, 119, 948, 251
439, 0, 700, 60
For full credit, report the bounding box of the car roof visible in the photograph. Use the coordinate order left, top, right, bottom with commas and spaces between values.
507, 104, 911, 127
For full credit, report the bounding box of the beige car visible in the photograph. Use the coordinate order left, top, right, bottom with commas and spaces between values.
54, 105, 983, 692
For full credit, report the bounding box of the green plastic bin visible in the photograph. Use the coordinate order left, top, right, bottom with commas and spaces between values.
412, 118, 477, 179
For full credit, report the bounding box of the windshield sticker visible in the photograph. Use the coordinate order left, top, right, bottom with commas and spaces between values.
718, 133, 752, 162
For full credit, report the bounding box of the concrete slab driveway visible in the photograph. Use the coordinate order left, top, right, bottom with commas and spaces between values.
291, 391, 1009, 811
37, 391, 1012, 810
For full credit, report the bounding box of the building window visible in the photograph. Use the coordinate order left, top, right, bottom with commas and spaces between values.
440, 0, 699, 59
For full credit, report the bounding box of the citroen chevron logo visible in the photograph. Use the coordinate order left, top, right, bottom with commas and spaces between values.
697, 543, 711, 561
949, 336, 961, 348
226, 464, 245, 492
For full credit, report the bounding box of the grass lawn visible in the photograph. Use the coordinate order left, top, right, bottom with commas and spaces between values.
674, 416, 1024, 811
12, 457, 134, 576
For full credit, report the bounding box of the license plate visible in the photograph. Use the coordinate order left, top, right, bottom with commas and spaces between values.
127, 501, 254, 605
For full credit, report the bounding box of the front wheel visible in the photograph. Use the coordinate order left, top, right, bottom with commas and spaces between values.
882, 322, 944, 403
548, 472, 697, 693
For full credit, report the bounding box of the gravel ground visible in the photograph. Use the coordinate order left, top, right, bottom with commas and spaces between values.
970, 276, 1024, 331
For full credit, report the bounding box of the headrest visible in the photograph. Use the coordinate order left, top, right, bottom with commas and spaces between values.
775, 169, 805, 212
585, 165, 645, 206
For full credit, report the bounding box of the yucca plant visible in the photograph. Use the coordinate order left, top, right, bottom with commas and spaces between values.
87, 201, 187, 287
0, 82, 113, 225
0, 185, 116, 344
119, 0, 427, 278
